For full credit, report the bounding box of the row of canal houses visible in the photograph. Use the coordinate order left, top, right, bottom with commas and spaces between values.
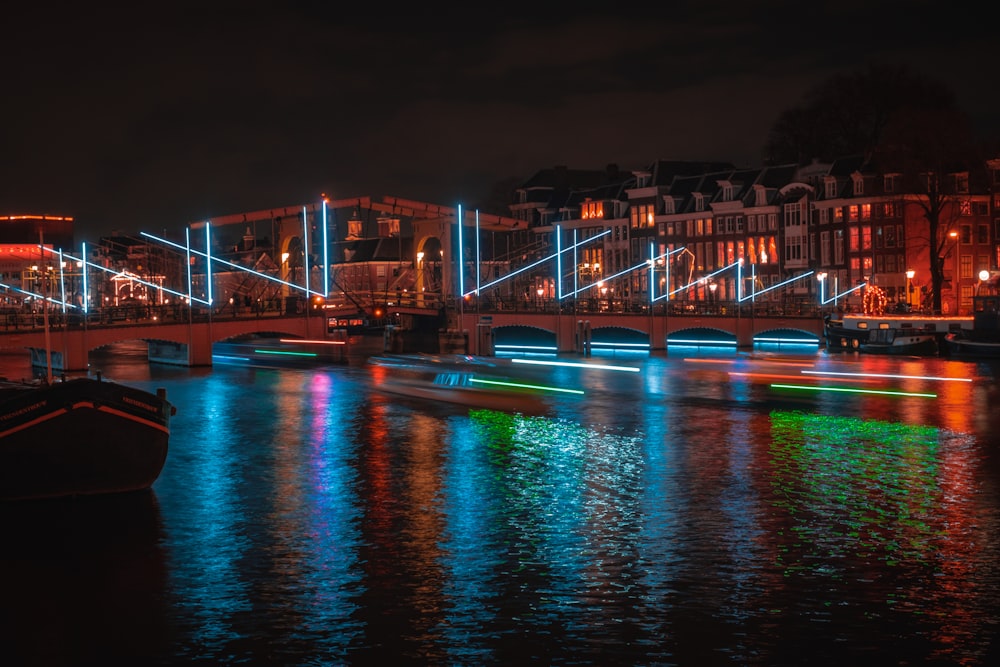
506, 156, 999, 316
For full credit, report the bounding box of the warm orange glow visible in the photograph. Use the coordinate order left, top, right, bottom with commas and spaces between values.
0, 215, 73, 222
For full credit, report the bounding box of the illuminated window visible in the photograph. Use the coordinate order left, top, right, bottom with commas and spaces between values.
848, 205, 859, 222
862, 226, 872, 250
861, 203, 871, 220
849, 227, 860, 251
834, 207, 843, 223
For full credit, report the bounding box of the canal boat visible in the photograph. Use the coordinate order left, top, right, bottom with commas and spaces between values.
367, 353, 580, 413
859, 327, 939, 355
0, 374, 176, 501
824, 313, 972, 354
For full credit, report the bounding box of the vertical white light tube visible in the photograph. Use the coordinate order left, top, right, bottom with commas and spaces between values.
205, 222, 213, 305
475, 209, 481, 295
186, 227, 193, 301
556, 224, 562, 300
649, 242, 655, 303
573, 229, 578, 299
58, 250, 66, 313
322, 199, 329, 297
457, 204, 464, 297
302, 206, 310, 297
81, 242, 88, 314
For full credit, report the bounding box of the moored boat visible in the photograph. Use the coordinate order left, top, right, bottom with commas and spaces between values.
860, 327, 939, 355
824, 313, 972, 354
0, 374, 176, 501
942, 292, 1000, 359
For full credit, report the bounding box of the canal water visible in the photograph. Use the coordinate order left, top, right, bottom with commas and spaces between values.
2, 342, 999, 666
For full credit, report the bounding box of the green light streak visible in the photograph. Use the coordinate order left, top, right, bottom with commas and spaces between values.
470, 377, 584, 395
770, 383, 936, 398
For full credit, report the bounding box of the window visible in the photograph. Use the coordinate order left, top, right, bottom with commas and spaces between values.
825, 179, 838, 198
853, 176, 864, 195
768, 213, 777, 230
747, 214, 756, 232
820, 231, 831, 265
960, 255, 973, 279
862, 226, 872, 250
884, 174, 896, 193
834, 230, 845, 264
818, 208, 828, 224
979, 224, 989, 244
783, 202, 801, 227
834, 207, 844, 223
961, 225, 972, 244
848, 205, 859, 222
861, 203, 871, 220
849, 227, 860, 251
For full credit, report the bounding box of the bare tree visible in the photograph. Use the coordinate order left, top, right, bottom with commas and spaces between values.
875, 107, 985, 314
763, 63, 957, 164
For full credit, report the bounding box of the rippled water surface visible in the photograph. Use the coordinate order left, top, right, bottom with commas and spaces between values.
2, 344, 999, 665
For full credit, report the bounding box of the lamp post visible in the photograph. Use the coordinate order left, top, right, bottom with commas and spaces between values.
906, 269, 914, 309
817, 272, 826, 307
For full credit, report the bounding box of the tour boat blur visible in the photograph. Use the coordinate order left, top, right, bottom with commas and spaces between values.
367, 353, 580, 413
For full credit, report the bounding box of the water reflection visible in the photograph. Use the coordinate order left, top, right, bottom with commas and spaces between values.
0, 348, 997, 664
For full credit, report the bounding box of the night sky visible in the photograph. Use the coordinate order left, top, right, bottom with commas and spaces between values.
3, 2, 995, 239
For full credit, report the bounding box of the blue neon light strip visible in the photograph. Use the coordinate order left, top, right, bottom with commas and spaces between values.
651, 246, 686, 302
213, 354, 252, 362
302, 206, 309, 299
556, 223, 562, 300
205, 222, 213, 305
322, 199, 329, 297
669, 260, 741, 297
457, 204, 464, 297
0, 282, 74, 308
822, 282, 865, 304
668, 338, 738, 346
739, 270, 815, 302
81, 242, 88, 313
58, 250, 66, 314
185, 227, 193, 303
494, 344, 559, 351
589, 341, 650, 349
467, 230, 610, 296
754, 337, 820, 345
140, 231, 322, 297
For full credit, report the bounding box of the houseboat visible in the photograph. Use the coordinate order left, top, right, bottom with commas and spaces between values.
824, 313, 973, 355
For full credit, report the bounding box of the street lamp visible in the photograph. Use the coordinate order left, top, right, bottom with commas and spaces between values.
817, 272, 827, 305
906, 269, 914, 308
709, 282, 717, 309
977, 269, 990, 296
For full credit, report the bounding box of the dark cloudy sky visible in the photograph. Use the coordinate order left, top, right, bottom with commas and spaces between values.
2, 1, 995, 239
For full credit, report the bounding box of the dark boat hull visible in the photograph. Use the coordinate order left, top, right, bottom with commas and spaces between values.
0, 377, 173, 501
944, 334, 1000, 359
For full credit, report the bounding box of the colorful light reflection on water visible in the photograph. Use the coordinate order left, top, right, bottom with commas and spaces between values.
0, 348, 998, 665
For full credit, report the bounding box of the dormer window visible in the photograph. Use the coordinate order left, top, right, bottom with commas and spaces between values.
852, 173, 864, 195
883, 174, 897, 193
663, 197, 675, 215
581, 200, 604, 220
754, 185, 768, 207
824, 178, 837, 199
719, 181, 734, 201
953, 172, 969, 193
694, 193, 705, 212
